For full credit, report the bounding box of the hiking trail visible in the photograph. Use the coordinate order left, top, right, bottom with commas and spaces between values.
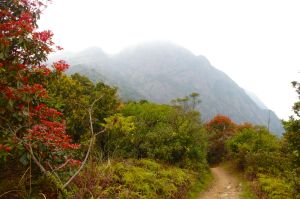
198, 167, 242, 199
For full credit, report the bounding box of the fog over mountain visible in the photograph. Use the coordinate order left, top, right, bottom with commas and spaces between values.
50, 42, 284, 135
245, 90, 268, 110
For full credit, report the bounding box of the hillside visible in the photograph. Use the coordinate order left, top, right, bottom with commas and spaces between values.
51, 42, 284, 135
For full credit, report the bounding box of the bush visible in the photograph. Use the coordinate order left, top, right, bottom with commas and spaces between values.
226, 126, 282, 177
99, 102, 208, 171
227, 125, 298, 198
71, 159, 198, 199
258, 174, 293, 199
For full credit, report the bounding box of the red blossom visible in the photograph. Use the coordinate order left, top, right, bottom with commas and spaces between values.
17, 84, 48, 98
21, 76, 29, 83
19, 12, 33, 23
4, 87, 16, 99
33, 30, 53, 43
18, 104, 25, 110
5, 146, 11, 152
53, 60, 69, 72
34, 103, 46, 112
206, 114, 237, 137
18, 64, 26, 69
0, 144, 12, 153
25, 104, 80, 152
69, 159, 82, 167
42, 67, 51, 76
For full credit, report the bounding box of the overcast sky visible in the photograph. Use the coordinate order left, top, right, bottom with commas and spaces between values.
39, 0, 299, 119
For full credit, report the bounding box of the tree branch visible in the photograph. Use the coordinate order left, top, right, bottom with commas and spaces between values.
62, 96, 102, 189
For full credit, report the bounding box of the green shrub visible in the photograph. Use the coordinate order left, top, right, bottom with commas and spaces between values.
226, 126, 282, 177
71, 159, 198, 199
227, 125, 298, 198
258, 174, 293, 199
100, 102, 207, 171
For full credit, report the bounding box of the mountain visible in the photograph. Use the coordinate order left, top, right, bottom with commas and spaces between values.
49, 42, 284, 135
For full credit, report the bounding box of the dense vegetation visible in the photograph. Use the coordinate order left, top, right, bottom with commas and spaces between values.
203, 82, 300, 198
225, 82, 300, 199
0, 2, 210, 197
0, 0, 299, 199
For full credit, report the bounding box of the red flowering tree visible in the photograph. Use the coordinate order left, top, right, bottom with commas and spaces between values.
0, 0, 80, 192
206, 115, 237, 164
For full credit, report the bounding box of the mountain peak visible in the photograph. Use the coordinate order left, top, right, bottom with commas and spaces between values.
118, 41, 195, 58
59, 43, 284, 136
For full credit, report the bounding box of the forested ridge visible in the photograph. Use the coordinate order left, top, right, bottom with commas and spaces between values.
0, 1, 299, 199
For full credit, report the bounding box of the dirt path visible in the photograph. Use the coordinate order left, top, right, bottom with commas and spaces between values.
198, 167, 242, 199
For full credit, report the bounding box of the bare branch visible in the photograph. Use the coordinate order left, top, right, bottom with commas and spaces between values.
62, 96, 102, 188
46, 162, 63, 184
28, 145, 47, 174
0, 190, 21, 198
49, 159, 71, 172
62, 135, 95, 189
39, 193, 47, 199
18, 166, 30, 186
95, 129, 106, 136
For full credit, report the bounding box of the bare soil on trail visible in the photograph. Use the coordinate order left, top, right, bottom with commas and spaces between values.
198, 167, 242, 199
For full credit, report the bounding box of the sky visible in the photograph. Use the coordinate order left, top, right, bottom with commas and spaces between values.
39, 0, 299, 119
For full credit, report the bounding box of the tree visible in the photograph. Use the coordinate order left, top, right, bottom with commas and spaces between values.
283, 81, 300, 165
282, 81, 300, 195
170, 92, 201, 111
0, 0, 80, 195
227, 126, 281, 175
189, 92, 201, 110
206, 114, 237, 164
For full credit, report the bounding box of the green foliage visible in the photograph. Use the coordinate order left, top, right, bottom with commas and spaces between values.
225, 80, 300, 199
187, 171, 212, 199
102, 113, 135, 133
101, 102, 207, 170
227, 125, 299, 198
282, 80, 300, 197
0, 1, 213, 198
44, 75, 210, 198
283, 117, 300, 168
227, 126, 282, 176
258, 174, 293, 199
71, 159, 197, 199
47, 73, 120, 142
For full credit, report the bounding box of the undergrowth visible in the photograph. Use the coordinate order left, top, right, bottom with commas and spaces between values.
187, 171, 212, 199
71, 159, 206, 199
